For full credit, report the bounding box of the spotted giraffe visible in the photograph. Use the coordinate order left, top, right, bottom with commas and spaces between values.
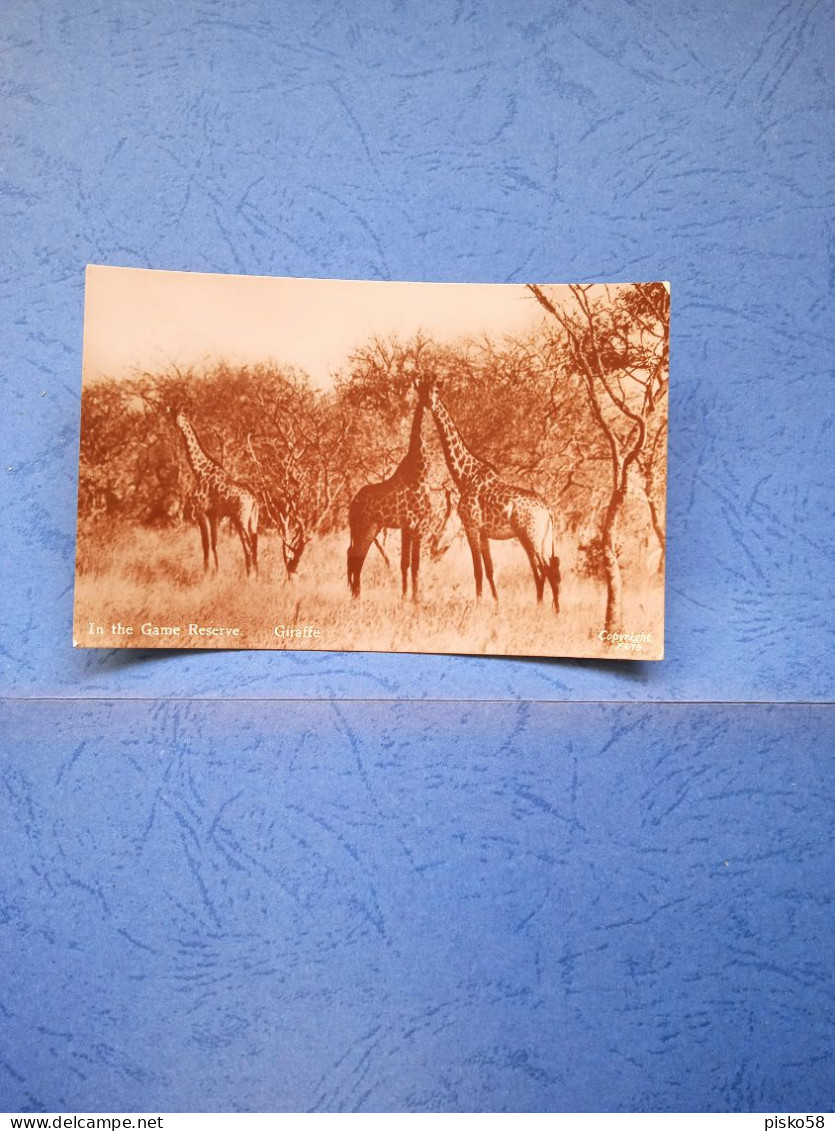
347, 395, 434, 600
174, 411, 259, 576
419, 377, 561, 610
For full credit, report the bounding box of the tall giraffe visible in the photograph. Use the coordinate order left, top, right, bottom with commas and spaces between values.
174, 411, 260, 576
347, 395, 433, 600
419, 378, 561, 610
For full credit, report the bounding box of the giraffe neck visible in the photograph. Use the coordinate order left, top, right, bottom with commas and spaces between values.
403, 399, 427, 478
177, 416, 222, 483
428, 390, 483, 488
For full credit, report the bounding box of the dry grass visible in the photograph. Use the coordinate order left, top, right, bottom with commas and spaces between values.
73, 521, 664, 660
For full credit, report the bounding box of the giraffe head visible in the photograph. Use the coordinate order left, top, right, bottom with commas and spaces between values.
428, 486, 462, 561
416, 376, 483, 487
171, 407, 201, 451
282, 527, 308, 578
277, 506, 309, 579
166, 402, 190, 434
414, 373, 436, 410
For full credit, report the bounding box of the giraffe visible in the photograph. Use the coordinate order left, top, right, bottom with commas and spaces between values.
173, 411, 260, 576
182, 486, 214, 572
346, 394, 433, 600
419, 378, 561, 610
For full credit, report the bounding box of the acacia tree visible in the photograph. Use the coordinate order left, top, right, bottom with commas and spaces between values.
528, 282, 669, 630
78, 382, 136, 518
78, 379, 187, 525
337, 334, 436, 481
78, 362, 355, 578
229, 366, 353, 577
337, 329, 607, 553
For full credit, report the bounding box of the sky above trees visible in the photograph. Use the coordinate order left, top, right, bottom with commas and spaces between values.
83, 266, 553, 387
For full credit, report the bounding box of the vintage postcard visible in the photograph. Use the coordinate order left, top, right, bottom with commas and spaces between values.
74, 267, 669, 660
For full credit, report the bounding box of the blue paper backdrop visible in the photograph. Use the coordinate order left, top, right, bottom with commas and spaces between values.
1, 0, 833, 1115
2, 700, 833, 1113
1, 0, 833, 701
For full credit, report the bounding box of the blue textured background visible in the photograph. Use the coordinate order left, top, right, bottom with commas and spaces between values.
1, 0, 833, 701
2, 700, 833, 1113
1, 0, 833, 1115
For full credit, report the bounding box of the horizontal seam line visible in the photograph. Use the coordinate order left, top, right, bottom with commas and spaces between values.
0, 697, 832, 707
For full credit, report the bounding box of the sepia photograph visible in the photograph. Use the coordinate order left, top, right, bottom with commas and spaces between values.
74, 267, 669, 660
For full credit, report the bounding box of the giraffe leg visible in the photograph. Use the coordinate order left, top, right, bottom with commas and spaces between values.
400, 529, 412, 599
518, 533, 546, 603
233, 518, 253, 576
480, 533, 498, 602
196, 514, 210, 572
349, 544, 372, 597
372, 537, 391, 569
209, 514, 219, 572
546, 555, 561, 613
249, 502, 259, 577
346, 548, 354, 595
347, 527, 377, 598
535, 564, 545, 603
465, 528, 484, 600
410, 534, 421, 602
250, 527, 259, 577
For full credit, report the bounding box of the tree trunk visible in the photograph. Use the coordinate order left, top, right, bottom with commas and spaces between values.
601, 471, 626, 632
645, 491, 666, 574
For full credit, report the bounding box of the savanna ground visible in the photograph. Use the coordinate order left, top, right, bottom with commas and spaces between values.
74, 519, 665, 660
